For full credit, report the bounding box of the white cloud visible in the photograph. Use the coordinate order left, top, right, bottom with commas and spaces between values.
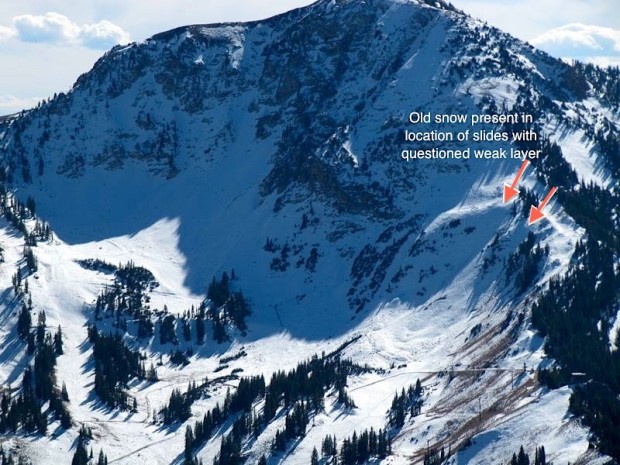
13, 12, 79, 43
582, 56, 620, 68
531, 24, 620, 52
530, 24, 620, 67
0, 94, 42, 115
78, 20, 131, 49
0, 25, 16, 42
1, 12, 130, 49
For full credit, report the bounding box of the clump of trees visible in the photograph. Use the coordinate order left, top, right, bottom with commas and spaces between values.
505, 232, 549, 293
2, 310, 71, 434
88, 326, 148, 410
388, 380, 423, 428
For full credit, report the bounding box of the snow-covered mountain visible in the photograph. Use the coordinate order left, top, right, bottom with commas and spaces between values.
0, 0, 619, 464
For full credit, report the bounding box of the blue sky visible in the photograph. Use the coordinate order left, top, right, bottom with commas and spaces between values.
0, 0, 618, 114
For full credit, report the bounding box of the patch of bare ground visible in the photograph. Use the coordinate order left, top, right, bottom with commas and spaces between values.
397, 320, 540, 464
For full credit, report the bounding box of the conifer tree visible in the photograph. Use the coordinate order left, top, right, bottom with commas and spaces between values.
71, 438, 89, 465
16, 304, 31, 340
311, 447, 319, 465
54, 326, 64, 355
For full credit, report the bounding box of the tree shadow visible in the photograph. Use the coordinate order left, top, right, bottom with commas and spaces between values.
1, 332, 29, 386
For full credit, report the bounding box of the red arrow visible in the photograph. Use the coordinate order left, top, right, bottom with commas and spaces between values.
503, 159, 530, 203
529, 187, 557, 225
